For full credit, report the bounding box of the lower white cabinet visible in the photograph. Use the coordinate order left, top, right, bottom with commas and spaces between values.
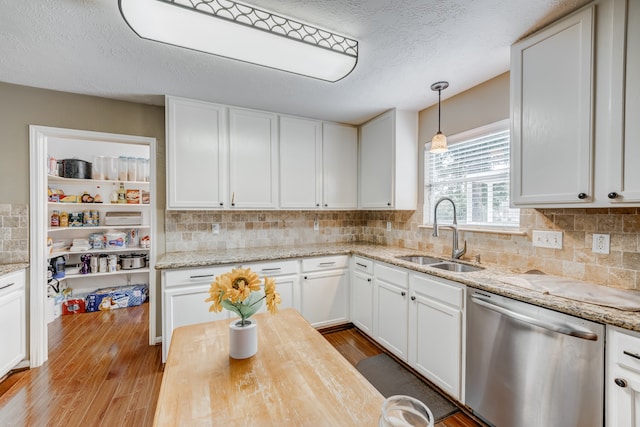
606, 325, 640, 427
0, 269, 26, 378
374, 262, 409, 361
351, 256, 374, 336
300, 255, 349, 328
162, 265, 231, 361
409, 273, 465, 400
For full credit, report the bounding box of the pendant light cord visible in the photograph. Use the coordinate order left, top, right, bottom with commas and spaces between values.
437, 89, 442, 133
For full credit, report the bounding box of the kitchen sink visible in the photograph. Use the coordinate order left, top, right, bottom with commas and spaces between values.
395, 255, 445, 265
430, 262, 484, 273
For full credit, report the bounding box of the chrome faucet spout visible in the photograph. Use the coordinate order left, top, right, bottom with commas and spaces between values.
432, 197, 467, 259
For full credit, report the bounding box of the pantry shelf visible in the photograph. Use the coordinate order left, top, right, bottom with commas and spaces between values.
48, 175, 149, 186
48, 247, 149, 260
62, 268, 150, 280
48, 225, 150, 232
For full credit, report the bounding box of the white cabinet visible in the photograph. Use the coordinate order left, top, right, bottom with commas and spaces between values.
511, 6, 594, 206
374, 261, 409, 361
350, 256, 374, 336
300, 255, 349, 327
359, 109, 417, 210
0, 269, 26, 378
166, 96, 227, 209
279, 116, 322, 209
607, 0, 640, 203
322, 122, 358, 209
229, 108, 278, 209
162, 265, 231, 361
606, 325, 640, 427
511, 0, 640, 207
409, 273, 465, 400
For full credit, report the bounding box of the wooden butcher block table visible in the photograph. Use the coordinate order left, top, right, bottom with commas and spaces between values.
153, 309, 385, 426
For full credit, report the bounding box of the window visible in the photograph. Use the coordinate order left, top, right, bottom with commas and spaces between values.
424, 119, 519, 228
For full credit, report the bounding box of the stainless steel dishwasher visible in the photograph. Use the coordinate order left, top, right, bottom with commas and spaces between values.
466, 289, 604, 427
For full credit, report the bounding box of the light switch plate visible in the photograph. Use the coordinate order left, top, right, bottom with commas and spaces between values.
532, 230, 563, 249
592, 234, 610, 254
212, 223, 220, 235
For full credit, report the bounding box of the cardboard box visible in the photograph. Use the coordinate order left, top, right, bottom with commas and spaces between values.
85, 284, 148, 312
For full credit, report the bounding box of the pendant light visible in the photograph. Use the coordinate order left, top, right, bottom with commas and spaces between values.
429, 81, 449, 153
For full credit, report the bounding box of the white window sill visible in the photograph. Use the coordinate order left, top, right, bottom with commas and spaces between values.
419, 224, 528, 236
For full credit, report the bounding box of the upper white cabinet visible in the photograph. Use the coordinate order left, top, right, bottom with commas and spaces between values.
229, 108, 279, 209
607, 0, 640, 203
279, 116, 322, 209
510, 6, 594, 206
322, 123, 358, 209
511, 0, 640, 207
166, 96, 227, 209
359, 109, 417, 210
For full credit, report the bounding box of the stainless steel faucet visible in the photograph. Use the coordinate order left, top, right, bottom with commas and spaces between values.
432, 197, 467, 259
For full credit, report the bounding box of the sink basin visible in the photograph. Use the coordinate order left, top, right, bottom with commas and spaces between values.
430, 262, 484, 273
395, 255, 444, 265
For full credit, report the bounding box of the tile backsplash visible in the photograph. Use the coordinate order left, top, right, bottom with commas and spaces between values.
165, 207, 640, 290
0, 203, 29, 263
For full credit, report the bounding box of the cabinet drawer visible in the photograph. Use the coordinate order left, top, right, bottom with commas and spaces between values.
163, 265, 232, 287
411, 273, 463, 309
353, 256, 373, 275
302, 255, 348, 272
0, 270, 25, 296
610, 327, 640, 371
375, 262, 408, 288
243, 260, 299, 276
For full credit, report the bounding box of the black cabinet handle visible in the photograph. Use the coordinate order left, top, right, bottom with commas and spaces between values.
219, 202, 223, 206
367, 278, 372, 282
623, 350, 640, 360
608, 192, 619, 199
410, 296, 416, 301
316, 203, 320, 207
324, 204, 328, 207
401, 291, 406, 297
303, 276, 308, 280
578, 193, 587, 199
387, 202, 392, 206
615, 378, 627, 388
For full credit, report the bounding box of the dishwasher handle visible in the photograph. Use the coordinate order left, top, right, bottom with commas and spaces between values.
470, 294, 598, 341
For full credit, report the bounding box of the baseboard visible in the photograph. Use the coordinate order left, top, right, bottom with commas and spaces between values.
318, 322, 354, 334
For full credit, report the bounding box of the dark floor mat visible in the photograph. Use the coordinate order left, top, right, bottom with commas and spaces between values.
356, 353, 459, 423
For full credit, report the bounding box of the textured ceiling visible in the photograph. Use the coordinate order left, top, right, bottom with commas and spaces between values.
0, 0, 590, 125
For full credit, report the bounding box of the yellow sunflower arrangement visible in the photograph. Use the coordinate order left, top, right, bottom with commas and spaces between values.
205, 267, 282, 326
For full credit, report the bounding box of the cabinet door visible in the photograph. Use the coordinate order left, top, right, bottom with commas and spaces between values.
511, 7, 594, 206
163, 284, 229, 361
351, 270, 373, 336
166, 96, 226, 209
255, 274, 298, 314
322, 123, 358, 209
279, 116, 321, 209
359, 111, 394, 208
614, 0, 640, 202
608, 366, 640, 427
229, 108, 278, 209
0, 282, 25, 378
375, 279, 409, 361
300, 269, 348, 328
409, 275, 462, 399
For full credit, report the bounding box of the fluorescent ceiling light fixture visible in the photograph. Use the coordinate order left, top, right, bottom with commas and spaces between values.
118, 0, 358, 82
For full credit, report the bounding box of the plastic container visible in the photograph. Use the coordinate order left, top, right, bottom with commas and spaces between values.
92, 156, 105, 180
127, 157, 137, 182
105, 156, 118, 181
118, 156, 128, 181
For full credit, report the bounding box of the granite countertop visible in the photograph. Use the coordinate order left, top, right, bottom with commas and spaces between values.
155, 243, 640, 333
0, 263, 29, 276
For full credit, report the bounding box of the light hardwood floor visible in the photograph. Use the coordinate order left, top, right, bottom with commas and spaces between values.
0, 305, 480, 426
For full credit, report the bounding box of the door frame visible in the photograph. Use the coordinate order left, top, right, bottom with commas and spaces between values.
29, 125, 157, 367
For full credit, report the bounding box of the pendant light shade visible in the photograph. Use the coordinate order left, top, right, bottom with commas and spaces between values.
118, 0, 358, 82
429, 81, 449, 153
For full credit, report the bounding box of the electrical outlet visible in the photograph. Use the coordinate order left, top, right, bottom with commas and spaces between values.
532, 230, 563, 249
313, 217, 319, 231
592, 234, 610, 254
386, 221, 392, 231
212, 223, 220, 235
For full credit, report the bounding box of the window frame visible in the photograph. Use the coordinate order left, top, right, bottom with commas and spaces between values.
423, 118, 520, 230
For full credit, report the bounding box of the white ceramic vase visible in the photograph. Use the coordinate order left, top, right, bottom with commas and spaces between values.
229, 319, 258, 359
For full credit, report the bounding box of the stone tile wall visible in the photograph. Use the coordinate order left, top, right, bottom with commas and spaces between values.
0, 203, 29, 263
165, 207, 640, 290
